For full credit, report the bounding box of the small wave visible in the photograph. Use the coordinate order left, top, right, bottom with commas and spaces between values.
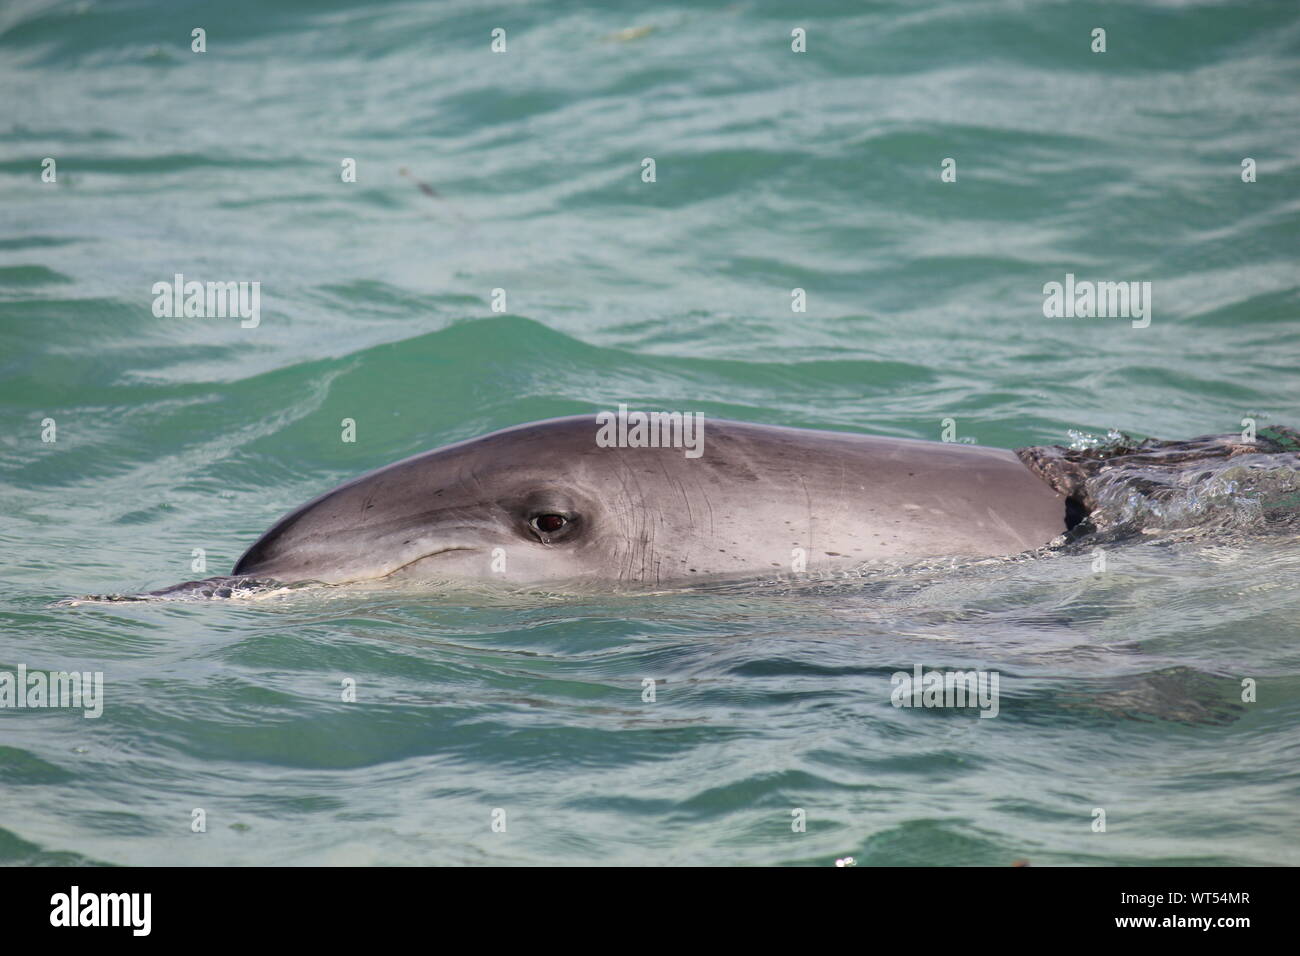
59, 576, 307, 605
1020, 426, 1300, 538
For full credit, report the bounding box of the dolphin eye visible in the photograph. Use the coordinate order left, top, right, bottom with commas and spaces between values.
532, 514, 567, 534
519, 498, 580, 542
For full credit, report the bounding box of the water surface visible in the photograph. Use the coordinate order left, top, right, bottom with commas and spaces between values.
1, 0, 1298, 865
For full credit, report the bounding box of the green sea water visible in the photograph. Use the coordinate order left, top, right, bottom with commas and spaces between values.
1, 0, 1298, 865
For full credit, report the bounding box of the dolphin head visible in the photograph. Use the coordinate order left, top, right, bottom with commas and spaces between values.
228, 413, 1074, 593
232, 417, 632, 587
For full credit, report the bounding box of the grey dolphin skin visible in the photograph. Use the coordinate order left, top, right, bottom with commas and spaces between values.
226, 415, 1072, 589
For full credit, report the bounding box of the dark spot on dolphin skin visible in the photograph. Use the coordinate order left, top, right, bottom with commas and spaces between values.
824, 552, 842, 556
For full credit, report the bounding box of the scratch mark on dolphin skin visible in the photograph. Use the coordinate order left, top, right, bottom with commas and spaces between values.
659, 455, 693, 533
984, 505, 1035, 551
800, 474, 814, 564
612, 456, 643, 586
838, 462, 847, 524
638, 463, 656, 585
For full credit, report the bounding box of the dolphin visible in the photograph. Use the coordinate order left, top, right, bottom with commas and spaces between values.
222, 415, 1076, 590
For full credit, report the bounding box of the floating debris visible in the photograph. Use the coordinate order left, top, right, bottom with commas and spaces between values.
399, 166, 441, 199
603, 25, 656, 43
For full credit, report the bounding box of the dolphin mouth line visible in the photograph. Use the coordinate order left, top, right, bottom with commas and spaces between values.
374, 546, 479, 582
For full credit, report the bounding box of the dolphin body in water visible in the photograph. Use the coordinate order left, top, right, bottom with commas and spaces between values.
135, 416, 1297, 597
224, 416, 1071, 590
